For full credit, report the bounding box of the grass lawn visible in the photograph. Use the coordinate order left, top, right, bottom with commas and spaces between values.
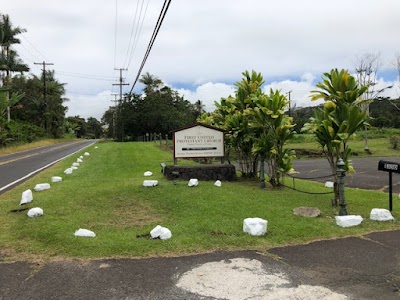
0, 141, 399, 261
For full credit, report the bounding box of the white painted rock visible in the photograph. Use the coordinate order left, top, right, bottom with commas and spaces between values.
214, 180, 222, 187
74, 228, 96, 237
51, 176, 62, 183
370, 208, 395, 221
84, 152, 90, 156
243, 218, 268, 236
64, 168, 73, 174
188, 179, 199, 187
77, 158, 83, 163
20, 189, 33, 205
144, 171, 153, 177
150, 225, 172, 240
71, 166, 78, 170
95, 146, 98, 149
335, 215, 363, 227
143, 180, 158, 187
72, 162, 80, 167
27, 207, 43, 217
79, 156, 83, 159
324, 181, 334, 188
34, 183, 50, 192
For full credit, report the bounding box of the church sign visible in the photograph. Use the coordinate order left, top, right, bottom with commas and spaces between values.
174, 124, 224, 159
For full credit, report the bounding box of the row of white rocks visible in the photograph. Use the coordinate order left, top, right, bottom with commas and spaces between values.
244, 208, 395, 236
143, 172, 222, 188
19, 150, 103, 238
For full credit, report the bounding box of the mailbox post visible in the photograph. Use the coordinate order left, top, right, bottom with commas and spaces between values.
378, 160, 400, 211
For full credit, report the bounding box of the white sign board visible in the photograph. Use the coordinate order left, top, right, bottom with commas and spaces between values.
174, 125, 224, 158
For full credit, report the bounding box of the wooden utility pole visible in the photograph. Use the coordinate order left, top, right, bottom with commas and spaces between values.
112, 68, 129, 103
34, 61, 54, 131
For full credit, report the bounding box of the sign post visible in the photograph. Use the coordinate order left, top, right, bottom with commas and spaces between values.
378, 160, 400, 211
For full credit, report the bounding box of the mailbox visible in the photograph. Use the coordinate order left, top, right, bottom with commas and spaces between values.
378, 160, 400, 211
378, 160, 400, 174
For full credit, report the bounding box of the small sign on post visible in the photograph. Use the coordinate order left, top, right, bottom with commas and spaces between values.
378, 160, 400, 211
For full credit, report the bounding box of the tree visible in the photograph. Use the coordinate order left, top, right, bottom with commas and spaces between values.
0, 14, 28, 121
353, 53, 392, 152
103, 74, 198, 141
303, 69, 369, 206
199, 70, 295, 186
11, 71, 68, 138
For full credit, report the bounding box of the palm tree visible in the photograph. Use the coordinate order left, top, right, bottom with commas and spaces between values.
0, 14, 28, 121
139, 72, 163, 95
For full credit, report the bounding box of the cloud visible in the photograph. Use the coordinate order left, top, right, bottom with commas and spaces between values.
176, 82, 235, 112
66, 90, 112, 120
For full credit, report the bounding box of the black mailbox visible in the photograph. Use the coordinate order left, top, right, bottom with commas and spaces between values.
378, 160, 400, 174
377, 160, 400, 211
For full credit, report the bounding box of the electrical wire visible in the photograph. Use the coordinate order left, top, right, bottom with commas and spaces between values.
125, 0, 150, 70
20, 33, 51, 62
123, 0, 142, 68
113, 0, 118, 70
128, 0, 172, 94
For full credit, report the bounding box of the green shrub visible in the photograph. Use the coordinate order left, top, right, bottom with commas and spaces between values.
389, 136, 400, 149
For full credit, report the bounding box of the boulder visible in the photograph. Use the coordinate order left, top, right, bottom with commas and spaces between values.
293, 207, 321, 218
324, 181, 334, 188
188, 178, 199, 187
370, 208, 394, 221
72, 162, 80, 167
51, 176, 62, 183
71, 166, 78, 170
143, 180, 158, 187
20, 189, 33, 205
77, 158, 83, 163
150, 225, 172, 240
74, 228, 96, 237
335, 215, 363, 227
84, 152, 90, 156
144, 171, 153, 177
243, 217, 268, 236
64, 168, 73, 174
34, 183, 51, 192
214, 180, 222, 187
27, 207, 43, 217
79, 156, 83, 159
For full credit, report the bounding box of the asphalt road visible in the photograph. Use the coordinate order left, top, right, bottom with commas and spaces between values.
292, 156, 400, 194
0, 230, 399, 299
0, 140, 95, 194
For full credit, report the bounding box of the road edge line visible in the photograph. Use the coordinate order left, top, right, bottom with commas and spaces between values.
0, 141, 96, 193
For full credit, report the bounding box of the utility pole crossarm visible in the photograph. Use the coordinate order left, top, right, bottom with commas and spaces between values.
112, 68, 129, 104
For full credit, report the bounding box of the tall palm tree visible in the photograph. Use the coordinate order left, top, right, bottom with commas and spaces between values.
0, 14, 28, 121
139, 72, 163, 95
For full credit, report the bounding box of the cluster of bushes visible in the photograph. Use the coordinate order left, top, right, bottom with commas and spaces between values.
0, 119, 46, 147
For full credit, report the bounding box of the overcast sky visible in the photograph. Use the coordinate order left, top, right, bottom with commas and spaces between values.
3, 0, 400, 120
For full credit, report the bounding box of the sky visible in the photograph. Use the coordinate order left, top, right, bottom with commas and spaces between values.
2, 0, 400, 121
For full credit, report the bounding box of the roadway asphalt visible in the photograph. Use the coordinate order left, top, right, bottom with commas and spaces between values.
293, 156, 400, 194
0, 230, 399, 299
0, 140, 96, 194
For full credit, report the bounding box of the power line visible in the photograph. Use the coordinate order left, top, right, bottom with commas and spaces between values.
113, 0, 118, 69
21, 33, 51, 62
128, 0, 172, 94
124, 0, 150, 70
123, 0, 142, 68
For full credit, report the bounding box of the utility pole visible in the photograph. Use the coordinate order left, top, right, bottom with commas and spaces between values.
112, 68, 129, 103
287, 90, 292, 117
34, 61, 54, 131
111, 93, 118, 137
112, 68, 129, 142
